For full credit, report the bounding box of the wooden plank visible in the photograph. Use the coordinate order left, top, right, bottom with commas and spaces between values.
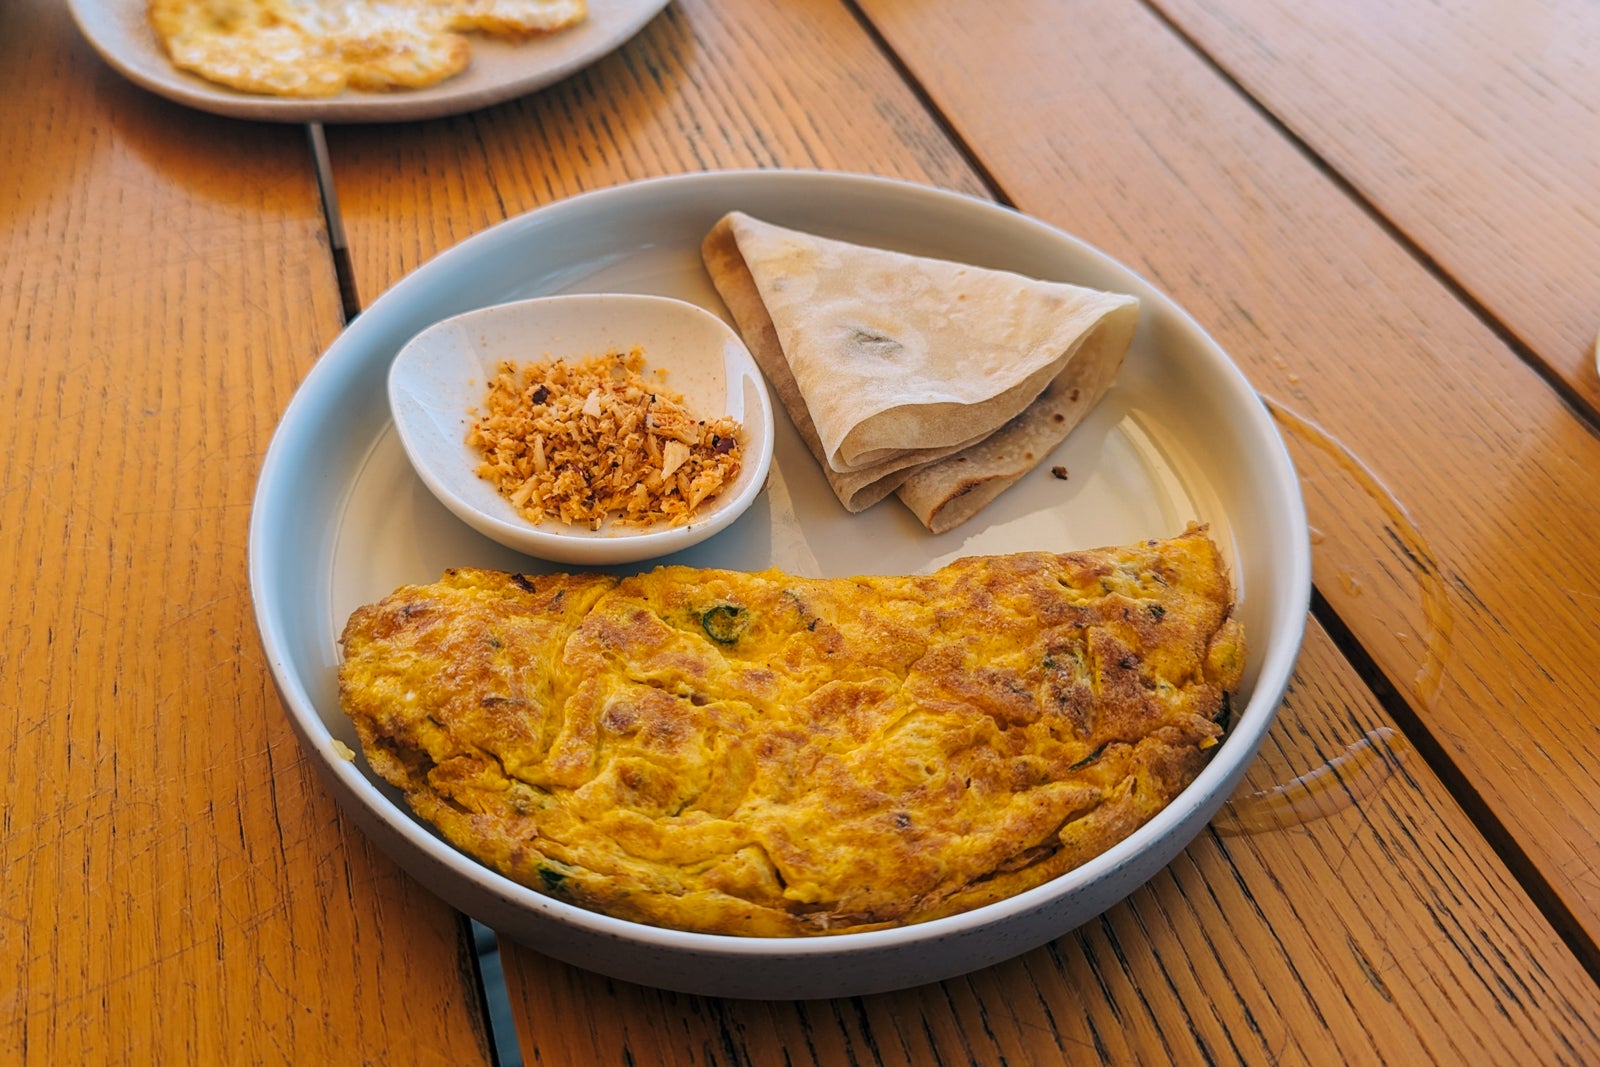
855, 0, 1600, 949
1150, 0, 1600, 413
323, 0, 988, 298
497, 624, 1600, 1064
0, 2, 489, 1061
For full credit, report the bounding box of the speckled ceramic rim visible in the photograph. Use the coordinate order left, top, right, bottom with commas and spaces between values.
250, 170, 1310, 977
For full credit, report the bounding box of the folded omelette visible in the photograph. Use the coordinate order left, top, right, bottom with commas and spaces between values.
338, 526, 1244, 936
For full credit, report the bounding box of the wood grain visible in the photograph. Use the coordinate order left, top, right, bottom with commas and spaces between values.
323, 0, 989, 297
856, 0, 1600, 950
0, 1, 488, 1061
497, 624, 1600, 1065
1149, 0, 1600, 413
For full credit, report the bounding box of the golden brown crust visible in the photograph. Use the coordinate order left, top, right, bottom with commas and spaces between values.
338, 525, 1245, 936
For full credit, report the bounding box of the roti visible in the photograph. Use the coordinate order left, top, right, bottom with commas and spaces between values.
701, 211, 1139, 531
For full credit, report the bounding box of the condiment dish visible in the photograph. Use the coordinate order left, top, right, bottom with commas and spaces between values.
387, 292, 775, 565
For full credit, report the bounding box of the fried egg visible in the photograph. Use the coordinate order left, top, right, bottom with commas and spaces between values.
148, 0, 588, 98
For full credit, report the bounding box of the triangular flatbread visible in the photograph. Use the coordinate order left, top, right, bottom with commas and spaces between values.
701, 211, 1139, 531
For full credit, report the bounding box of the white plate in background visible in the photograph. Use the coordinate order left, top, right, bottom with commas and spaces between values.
67, 0, 671, 123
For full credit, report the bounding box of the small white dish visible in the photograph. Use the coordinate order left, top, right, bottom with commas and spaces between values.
387, 293, 775, 565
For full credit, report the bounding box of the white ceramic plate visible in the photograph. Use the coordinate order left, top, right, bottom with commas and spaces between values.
67, 0, 670, 123
250, 170, 1311, 999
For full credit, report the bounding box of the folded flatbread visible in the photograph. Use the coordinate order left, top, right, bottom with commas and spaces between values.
701, 211, 1139, 532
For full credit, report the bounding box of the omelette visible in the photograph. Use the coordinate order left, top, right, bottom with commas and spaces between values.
338, 525, 1245, 936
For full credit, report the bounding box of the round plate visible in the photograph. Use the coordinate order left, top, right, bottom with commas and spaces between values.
67, 0, 671, 123
250, 170, 1311, 998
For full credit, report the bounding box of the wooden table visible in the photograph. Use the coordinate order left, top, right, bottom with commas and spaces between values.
5, 0, 1600, 1061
